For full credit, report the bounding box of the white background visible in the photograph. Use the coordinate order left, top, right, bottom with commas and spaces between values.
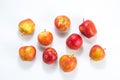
0, 0, 120, 80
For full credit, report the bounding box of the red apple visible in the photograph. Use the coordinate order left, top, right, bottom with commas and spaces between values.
89, 45, 105, 61
79, 19, 97, 38
43, 47, 58, 64
66, 33, 83, 50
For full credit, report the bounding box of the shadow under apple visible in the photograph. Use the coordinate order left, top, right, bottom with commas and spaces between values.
54, 27, 70, 38
66, 45, 84, 57
59, 67, 78, 80
17, 57, 35, 70
17, 30, 34, 42
90, 58, 107, 69
41, 60, 58, 73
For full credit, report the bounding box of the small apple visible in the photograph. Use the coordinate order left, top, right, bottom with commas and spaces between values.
19, 45, 36, 61
54, 15, 71, 31
59, 54, 77, 72
18, 18, 35, 35
89, 45, 105, 61
66, 33, 83, 50
79, 19, 97, 38
43, 47, 58, 64
38, 30, 53, 46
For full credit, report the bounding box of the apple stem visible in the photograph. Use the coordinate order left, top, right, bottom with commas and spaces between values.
69, 54, 74, 58
104, 48, 106, 50
83, 18, 84, 22
44, 29, 46, 32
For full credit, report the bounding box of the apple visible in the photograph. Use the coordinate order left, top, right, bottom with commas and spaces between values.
89, 45, 105, 61
19, 45, 36, 61
59, 54, 77, 72
79, 19, 97, 38
18, 18, 35, 35
38, 30, 53, 46
66, 33, 83, 50
43, 47, 58, 64
54, 15, 71, 31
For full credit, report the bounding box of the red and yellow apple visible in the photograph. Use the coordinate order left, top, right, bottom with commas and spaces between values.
89, 45, 105, 61
38, 30, 53, 46
18, 18, 35, 35
59, 54, 77, 72
54, 15, 71, 31
19, 45, 36, 61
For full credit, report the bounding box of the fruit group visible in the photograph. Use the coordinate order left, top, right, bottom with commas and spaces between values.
38, 30, 53, 46
79, 19, 97, 38
59, 54, 77, 72
43, 47, 58, 64
66, 33, 83, 50
18, 18, 35, 35
19, 46, 36, 61
89, 45, 105, 61
54, 15, 71, 31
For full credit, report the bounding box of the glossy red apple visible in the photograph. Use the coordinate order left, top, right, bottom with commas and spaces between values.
79, 19, 97, 38
66, 33, 83, 50
43, 47, 58, 64
89, 45, 105, 61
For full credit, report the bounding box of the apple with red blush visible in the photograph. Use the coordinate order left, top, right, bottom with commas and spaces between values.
79, 19, 97, 38
66, 33, 83, 50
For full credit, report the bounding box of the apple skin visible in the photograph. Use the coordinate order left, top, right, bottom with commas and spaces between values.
19, 46, 36, 61
42, 47, 58, 64
38, 30, 53, 46
54, 15, 71, 31
89, 45, 105, 61
79, 20, 97, 38
59, 54, 77, 72
18, 18, 35, 35
66, 33, 83, 50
